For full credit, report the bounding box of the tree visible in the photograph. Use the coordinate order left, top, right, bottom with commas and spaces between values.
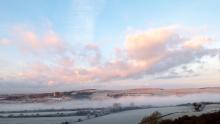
112, 103, 122, 111
61, 121, 69, 124
192, 103, 205, 112
78, 118, 82, 122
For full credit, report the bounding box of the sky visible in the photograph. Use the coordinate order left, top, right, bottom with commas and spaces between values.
0, 0, 220, 93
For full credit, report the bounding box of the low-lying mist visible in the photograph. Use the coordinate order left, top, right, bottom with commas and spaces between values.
0, 93, 220, 111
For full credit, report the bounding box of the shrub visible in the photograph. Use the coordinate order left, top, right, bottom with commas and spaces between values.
160, 111, 220, 124
139, 111, 162, 124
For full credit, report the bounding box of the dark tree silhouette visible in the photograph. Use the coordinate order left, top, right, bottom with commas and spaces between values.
192, 103, 205, 112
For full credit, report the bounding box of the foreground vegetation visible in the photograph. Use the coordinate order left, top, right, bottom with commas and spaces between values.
139, 111, 220, 124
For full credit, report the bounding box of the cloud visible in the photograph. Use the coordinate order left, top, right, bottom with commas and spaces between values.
0, 38, 10, 45
12, 26, 65, 55
2, 25, 220, 86
125, 26, 178, 61
154, 66, 200, 80
155, 73, 200, 80
83, 44, 102, 65
183, 36, 213, 49
124, 26, 219, 76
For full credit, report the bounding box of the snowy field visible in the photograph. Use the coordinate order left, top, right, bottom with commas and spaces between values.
0, 116, 85, 124
162, 104, 220, 120
0, 111, 77, 116
0, 104, 219, 124
79, 106, 189, 124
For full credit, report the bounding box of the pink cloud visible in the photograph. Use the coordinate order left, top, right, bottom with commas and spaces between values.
83, 43, 101, 65
13, 26, 65, 54
125, 26, 177, 61
9, 25, 220, 85
183, 36, 213, 49
0, 38, 10, 45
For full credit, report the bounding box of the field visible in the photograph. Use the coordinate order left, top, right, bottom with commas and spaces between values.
0, 104, 220, 124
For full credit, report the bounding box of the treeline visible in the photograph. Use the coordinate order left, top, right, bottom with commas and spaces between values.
160, 111, 220, 124
139, 111, 220, 124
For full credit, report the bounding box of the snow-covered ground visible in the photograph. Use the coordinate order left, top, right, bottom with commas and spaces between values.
78, 106, 189, 124
0, 116, 85, 124
1, 104, 219, 124
0, 111, 77, 116
162, 104, 220, 120
0, 105, 220, 124
78, 104, 220, 124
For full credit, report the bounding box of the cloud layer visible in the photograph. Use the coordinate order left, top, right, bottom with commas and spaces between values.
1, 25, 219, 87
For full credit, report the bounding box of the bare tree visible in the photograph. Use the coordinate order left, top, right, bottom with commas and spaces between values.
192, 103, 205, 112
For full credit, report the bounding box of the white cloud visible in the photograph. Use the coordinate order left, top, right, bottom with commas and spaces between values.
0, 38, 10, 45
1, 25, 220, 90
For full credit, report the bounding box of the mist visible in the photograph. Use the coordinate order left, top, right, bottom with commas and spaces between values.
0, 93, 219, 111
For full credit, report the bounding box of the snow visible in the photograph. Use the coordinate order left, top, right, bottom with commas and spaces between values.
79, 104, 220, 124
0, 116, 85, 124
0, 104, 219, 124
